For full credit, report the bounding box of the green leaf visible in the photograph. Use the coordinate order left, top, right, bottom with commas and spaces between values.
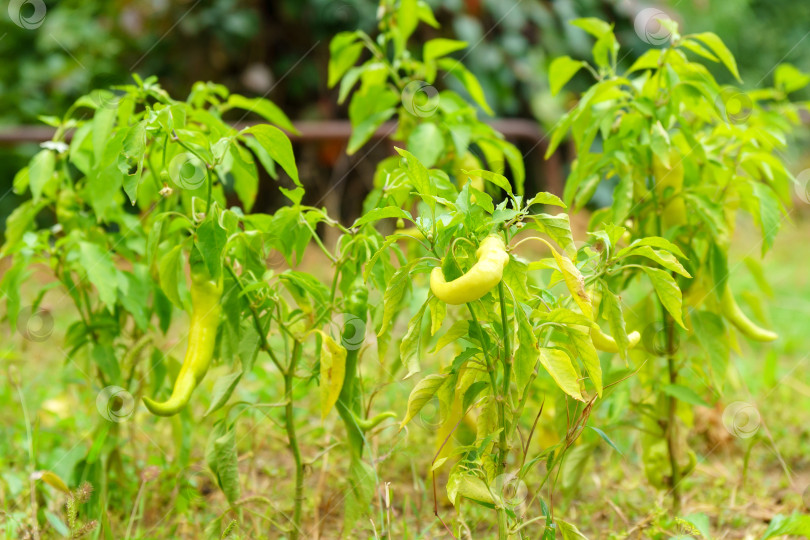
514, 305, 539, 393
561, 326, 601, 396
600, 286, 629, 362
627, 49, 664, 73
204, 371, 243, 417
227, 94, 298, 134
549, 56, 586, 96
690, 310, 729, 388
463, 169, 513, 196
570, 17, 612, 39
558, 519, 589, 539
759, 513, 810, 539
352, 206, 413, 229
377, 260, 415, 336
625, 245, 691, 277
589, 426, 622, 455
774, 63, 810, 94
328, 32, 364, 88
526, 213, 576, 258
400, 301, 427, 378
428, 295, 446, 336
319, 332, 347, 419
28, 150, 55, 203
205, 421, 241, 505
447, 473, 495, 508
78, 242, 119, 308
159, 245, 185, 309
751, 183, 782, 255
197, 217, 227, 281
437, 58, 494, 115
661, 383, 709, 407
227, 144, 259, 211
347, 85, 399, 154
642, 267, 686, 329
526, 192, 566, 209
431, 320, 469, 353
690, 32, 741, 82
394, 147, 434, 203
400, 373, 448, 429
462, 381, 488, 412
395, 0, 419, 55
618, 236, 686, 259
407, 122, 444, 168
538, 348, 584, 401
242, 124, 300, 185
424, 38, 467, 63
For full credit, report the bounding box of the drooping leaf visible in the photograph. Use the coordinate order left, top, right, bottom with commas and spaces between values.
319, 332, 347, 419
643, 267, 686, 329
538, 348, 584, 401
400, 373, 448, 429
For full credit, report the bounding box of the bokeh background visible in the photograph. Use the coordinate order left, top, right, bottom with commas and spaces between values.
2, 0, 809, 229
2, 1, 810, 537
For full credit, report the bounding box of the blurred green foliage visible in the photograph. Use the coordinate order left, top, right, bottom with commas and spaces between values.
0, 0, 806, 224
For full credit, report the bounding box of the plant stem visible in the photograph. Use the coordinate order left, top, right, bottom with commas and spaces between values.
649, 149, 682, 513
497, 282, 512, 539
206, 168, 213, 214
284, 341, 304, 540
664, 311, 681, 513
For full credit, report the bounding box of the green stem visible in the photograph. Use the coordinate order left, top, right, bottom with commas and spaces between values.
664, 313, 681, 513
649, 148, 682, 512
206, 168, 213, 214
466, 302, 507, 539
284, 341, 304, 540
497, 281, 512, 539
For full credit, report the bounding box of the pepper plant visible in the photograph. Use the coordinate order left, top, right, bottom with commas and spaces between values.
328, 0, 525, 201
547, 17, 808, 511
328, 3, 695, 537
0, 75, 357, 538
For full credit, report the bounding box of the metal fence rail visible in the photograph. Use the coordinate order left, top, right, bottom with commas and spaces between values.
0, 118, 563, 194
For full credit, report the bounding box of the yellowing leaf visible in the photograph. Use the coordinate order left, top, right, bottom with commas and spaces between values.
400, 373, 448, 429
31, 470, 69, 493
552, 248, 593, 320
318, 332, 347, 419
538, 348, 584, 401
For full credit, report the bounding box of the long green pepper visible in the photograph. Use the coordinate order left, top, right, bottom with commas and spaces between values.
335, 280, 394, 458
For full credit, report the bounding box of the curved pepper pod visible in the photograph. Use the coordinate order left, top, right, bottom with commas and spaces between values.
590, 326, 641, 353
720, 286, 778, 342
143, 272, 223, 416
430, 235, 509, 305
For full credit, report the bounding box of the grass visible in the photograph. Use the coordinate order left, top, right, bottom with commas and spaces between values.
2, 213, 810, 539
